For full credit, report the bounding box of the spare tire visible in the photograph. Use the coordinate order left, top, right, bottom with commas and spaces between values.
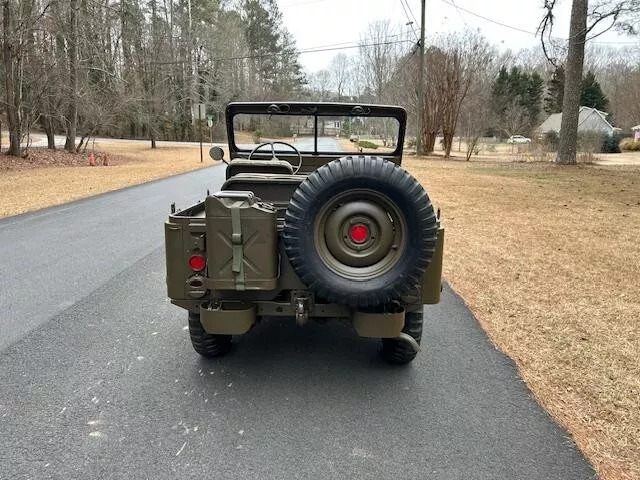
283, 156, 438, 308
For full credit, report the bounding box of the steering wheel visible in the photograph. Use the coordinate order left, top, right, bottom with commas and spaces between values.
247, 141, 303, 174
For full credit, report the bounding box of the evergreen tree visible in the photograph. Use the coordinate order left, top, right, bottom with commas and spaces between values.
525, 72, 544, 124
490, 66, 544, 135
243, 0, 305, 99
544, 65, 565, 114
581, 70, 608, 111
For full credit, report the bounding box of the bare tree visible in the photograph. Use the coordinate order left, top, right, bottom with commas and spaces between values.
359, 20, 400, 101
422, 46, 446, 154
63, 0, 79, 152
329, 53, 349, 101
437, 31, 493, 157
458, 63, 496, 161
346, 56, 365, 100
308, 69, 331, 100
2, 0, 51, 156
2, 0, 23, 156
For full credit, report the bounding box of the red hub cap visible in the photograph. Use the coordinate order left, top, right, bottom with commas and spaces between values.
349, 224, 370, 244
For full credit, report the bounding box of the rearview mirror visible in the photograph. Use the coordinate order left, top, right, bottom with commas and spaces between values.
209, 146, 224, 161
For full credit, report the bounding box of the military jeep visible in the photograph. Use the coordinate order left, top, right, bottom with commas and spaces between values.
165, 102, 444, 364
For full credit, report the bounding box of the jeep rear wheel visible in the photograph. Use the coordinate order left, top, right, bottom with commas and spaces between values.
188, 311, 232, 358
380, 309, 423, 365
283, 156, 438, 308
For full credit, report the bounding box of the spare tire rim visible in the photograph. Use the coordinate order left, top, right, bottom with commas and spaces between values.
314, 189, 407, 280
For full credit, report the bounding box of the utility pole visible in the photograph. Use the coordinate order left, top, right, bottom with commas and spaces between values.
416, 0, 426, 156
199, 104, 203, 163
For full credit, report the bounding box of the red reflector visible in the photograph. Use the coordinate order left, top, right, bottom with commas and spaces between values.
188, 254, 206, 271
349, 224, 369, 244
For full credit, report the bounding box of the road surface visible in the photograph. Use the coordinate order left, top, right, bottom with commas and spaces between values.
24, 133, 225, 150
0, 166, 595, 479
237, 136, 344, 154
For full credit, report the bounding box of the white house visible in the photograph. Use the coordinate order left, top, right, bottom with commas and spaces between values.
538, 106, 621, 136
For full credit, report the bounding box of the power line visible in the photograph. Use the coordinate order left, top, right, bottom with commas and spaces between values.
448, 0, 469, 27
298, 38, 412, 55
146, 39, 413, 65
439, 0, 534, 35
402, 0, 420, 26
399, 0, 419, 40
438, 0, 639, 45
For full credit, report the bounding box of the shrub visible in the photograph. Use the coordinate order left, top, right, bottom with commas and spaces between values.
577, 152, 598, 164
358, 140, 378, 149
600, 133, 623, 154
621, 139, 640, 151
252, 129, 262, 144
543, 131, 559, 151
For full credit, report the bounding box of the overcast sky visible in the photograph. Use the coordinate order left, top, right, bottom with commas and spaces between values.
278, 0, 635, 73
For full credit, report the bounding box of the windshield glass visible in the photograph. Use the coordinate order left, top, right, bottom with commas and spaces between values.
232, 113, 400, 154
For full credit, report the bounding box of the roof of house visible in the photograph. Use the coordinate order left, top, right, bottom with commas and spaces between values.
631, 125, 640, 131
539, 106, 618, 134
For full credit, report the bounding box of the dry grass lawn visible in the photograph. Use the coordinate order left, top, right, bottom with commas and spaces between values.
405, 156, 640, 480
0, 142, 219, 218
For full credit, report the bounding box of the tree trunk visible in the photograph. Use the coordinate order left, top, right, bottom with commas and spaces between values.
41, 115, 56, 149
3, 0, 22, 157
443, 133, 454, 157
556, 0, 587, 165
65, 0, 79, 152
466, 135, 480, 161
422, 131, 437, 154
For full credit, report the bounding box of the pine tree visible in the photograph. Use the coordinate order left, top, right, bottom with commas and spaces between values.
581, 70, 608, 111
544, 65, 565, 114
525, 72, 544, 124
490, 66, 544, 135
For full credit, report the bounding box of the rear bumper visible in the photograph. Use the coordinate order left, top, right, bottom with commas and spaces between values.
197, 300, 406, 338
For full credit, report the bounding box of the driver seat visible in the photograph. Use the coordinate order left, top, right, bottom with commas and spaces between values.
226, 159, 294, 178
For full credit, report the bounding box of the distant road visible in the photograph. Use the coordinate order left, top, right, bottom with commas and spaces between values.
237, 136, 345, 153
25, 134, 345, 153
23, 134, 224, 149
294, 136, 344, 152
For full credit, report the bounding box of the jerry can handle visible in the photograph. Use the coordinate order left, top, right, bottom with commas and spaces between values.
213, 191, 256, 204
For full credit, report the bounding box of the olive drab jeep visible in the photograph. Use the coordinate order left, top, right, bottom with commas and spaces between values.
165, 102, 444, 364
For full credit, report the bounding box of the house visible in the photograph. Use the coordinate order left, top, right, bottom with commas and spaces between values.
632, 125, 640, 140
538, 106, 621, 136
292, 118, 341, 136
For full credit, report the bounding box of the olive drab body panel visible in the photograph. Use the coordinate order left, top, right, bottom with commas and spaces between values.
205, 192, 278, 291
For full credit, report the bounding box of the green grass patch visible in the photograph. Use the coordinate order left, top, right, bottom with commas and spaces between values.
358, 140, 378, 149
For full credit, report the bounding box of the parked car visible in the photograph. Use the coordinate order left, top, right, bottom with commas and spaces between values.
507, 135, 531, 144
349, 134, 359, 143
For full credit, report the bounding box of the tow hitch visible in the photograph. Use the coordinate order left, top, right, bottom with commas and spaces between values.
292, 291, 312, 326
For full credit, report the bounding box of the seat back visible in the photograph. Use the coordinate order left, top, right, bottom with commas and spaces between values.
226, 159, 293, 178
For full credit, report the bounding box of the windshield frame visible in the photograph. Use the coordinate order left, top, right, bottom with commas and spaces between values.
226, 102, 407, 158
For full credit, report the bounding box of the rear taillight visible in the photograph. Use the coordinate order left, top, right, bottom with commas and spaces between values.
188, 254, 206, 272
